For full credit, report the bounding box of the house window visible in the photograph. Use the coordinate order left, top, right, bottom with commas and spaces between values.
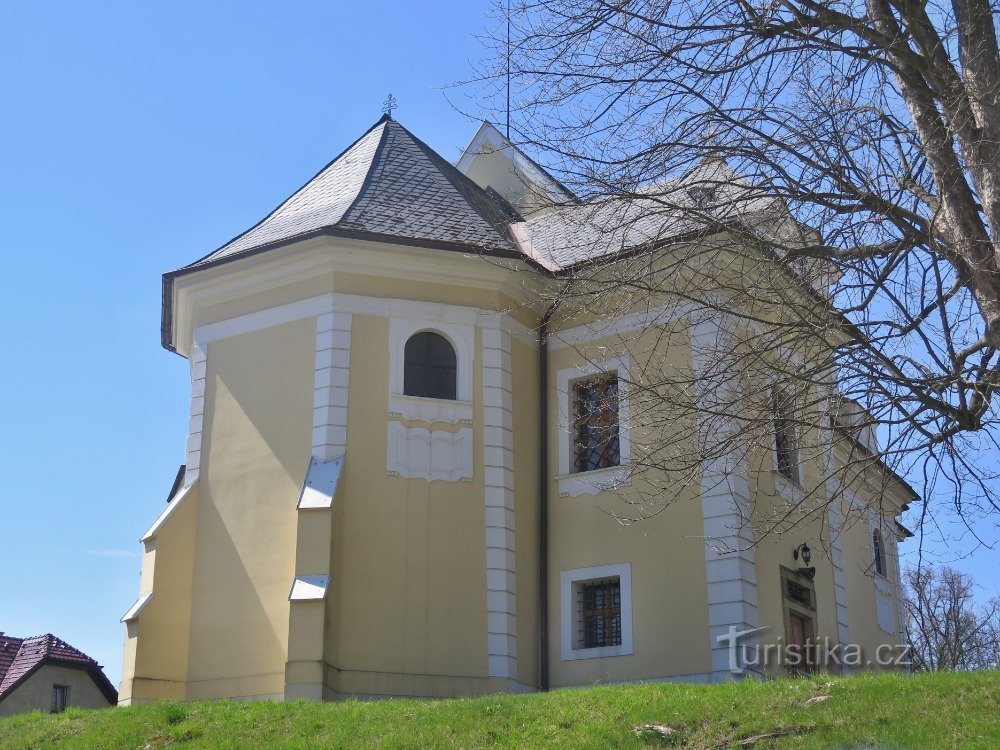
873, 529, 887, 577
572, 374, 620, 473
578, 578, 622, 649
772, 388, 798, 483
403, 331, 457, 400
51, 684, 69, 713
560, 562, 633, 661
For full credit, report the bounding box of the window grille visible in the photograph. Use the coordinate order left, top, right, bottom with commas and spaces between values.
772, 389, 797, 482
573, 374, 620, 473
403, 331, 457, 400
785, 578, 813, 608
578, 577, 622, 649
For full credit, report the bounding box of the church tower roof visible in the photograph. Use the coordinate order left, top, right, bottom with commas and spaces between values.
184, 115, 520, 271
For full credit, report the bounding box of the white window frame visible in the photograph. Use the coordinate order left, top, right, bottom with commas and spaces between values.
388, 318, 474, 423
560, 562, 634, 661
555, 357, 631, 497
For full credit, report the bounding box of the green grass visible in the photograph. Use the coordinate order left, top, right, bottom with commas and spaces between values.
1, 671, 996, 749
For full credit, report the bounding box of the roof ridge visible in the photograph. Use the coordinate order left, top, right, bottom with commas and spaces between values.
385, 119, 517, 245
185, 116, 391, 269
337, 120, 392, 229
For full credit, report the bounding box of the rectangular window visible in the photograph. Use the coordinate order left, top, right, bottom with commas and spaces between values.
51, 685, 69, 713
873, 530, 887, 577
578, 577, 622, 649
772, 389, 798, 483
573, 374, 620, 473
561, 562, 633, 661
785, 578, 814, 608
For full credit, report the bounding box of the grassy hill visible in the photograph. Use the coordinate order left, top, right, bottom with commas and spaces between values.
1, 671, 996, 749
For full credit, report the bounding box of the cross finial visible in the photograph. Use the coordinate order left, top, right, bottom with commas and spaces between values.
382, 93, 397, 119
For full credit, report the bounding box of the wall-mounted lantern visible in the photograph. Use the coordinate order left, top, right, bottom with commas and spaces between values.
793, 542, 816, 580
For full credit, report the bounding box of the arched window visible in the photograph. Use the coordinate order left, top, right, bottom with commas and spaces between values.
403, 331, 457, 400
873, 529, 887, 577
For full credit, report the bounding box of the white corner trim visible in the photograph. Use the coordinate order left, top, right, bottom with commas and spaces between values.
141, 480, 198, 543
313, 312, 352, 461
826, 498, 852, 651
691, 315, 759, 678
183, 343, 207, 487
560, 562, 634, 661
121, 592, 153, 623
483, 327, 517, 679
386, 422, 474, 482
298, 455, 345, 510
388, 317, 475, 405
289, 575, 330, 602
554, 356, 631, 497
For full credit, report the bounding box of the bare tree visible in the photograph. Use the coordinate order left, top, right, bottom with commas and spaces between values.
903, 565, 1000, 670
466, 0, 1000, 538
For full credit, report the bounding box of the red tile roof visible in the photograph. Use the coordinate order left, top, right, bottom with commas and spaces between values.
0, 633, 117, 704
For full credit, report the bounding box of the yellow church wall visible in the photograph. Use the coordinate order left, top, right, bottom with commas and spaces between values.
324, 314, 490, 698
127, 232, 912, 701
742, 372, 906, 676
183, 318, 315, 700
840, 504, 904, 669
121, 482, 200, 703
545, 327, 713, 686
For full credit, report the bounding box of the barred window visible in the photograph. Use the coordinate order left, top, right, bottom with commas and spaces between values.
403, 331, 457, 400
577, 577, 622, 649
51, 684, 69, 713
772, 388, 798, 483
873, 529, 887, 577
573, 374, 620, 473
785, 578, 814, 608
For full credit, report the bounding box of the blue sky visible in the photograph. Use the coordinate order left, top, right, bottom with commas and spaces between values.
0, 1, 995, 688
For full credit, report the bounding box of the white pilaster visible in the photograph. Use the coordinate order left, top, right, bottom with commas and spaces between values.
184, 342, 207, 487
313, 312, 352, 461
691, 315, 760, 681
482, 327, 517, 679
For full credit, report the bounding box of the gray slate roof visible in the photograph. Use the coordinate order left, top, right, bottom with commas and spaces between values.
187, 116, 517, 269
520, 160, 783, 268
162, 119, 795, 350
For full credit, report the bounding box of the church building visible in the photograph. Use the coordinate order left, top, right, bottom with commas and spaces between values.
119, 116, 913, 703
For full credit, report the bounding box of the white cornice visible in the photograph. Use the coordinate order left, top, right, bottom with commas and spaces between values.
192, 292, 538, 352
172, 236, 549, 357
